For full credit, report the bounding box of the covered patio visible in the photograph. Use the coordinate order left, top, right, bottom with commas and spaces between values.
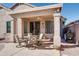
10, 4, 63, 48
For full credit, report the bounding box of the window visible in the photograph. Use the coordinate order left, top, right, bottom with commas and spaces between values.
45, 21, 54, 34
6, 21, 11, 33
30, 21, 40, 35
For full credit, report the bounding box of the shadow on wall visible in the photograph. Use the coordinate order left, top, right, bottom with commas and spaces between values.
61, 44, 78, 49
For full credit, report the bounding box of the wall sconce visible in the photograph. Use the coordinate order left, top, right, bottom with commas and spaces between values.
37, 17, 40, 20
54, 8, 60, 13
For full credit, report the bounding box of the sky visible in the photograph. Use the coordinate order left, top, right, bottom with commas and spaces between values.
2, 3, 79, 25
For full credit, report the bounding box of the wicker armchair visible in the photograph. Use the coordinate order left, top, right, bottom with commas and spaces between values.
15, 34, 28, 48
36, 33, 44, 46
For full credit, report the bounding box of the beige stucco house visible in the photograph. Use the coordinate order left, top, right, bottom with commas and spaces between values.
0, 3, 65, 48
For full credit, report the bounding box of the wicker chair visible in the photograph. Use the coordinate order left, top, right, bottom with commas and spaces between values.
15, 34, 28, 48
36, 33, 44, 46
27, 34, 37, 48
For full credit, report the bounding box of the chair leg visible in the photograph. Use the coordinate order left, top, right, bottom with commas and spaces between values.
25, 41, 28, 47
16, 42, 22, 48
19, 42, 22, 46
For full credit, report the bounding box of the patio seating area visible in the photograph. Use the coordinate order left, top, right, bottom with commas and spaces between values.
14, 33, 54, 49
0, 33, 60, 56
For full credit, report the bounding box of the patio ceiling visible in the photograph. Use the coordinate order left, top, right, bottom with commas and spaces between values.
22, 14, 54, 20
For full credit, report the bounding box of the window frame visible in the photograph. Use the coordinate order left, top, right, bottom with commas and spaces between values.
6, 21, 11, 33
45, 20, 54, 34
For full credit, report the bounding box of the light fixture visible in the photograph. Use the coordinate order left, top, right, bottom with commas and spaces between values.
37, 17, 40, 20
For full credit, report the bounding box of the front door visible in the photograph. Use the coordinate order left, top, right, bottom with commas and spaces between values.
30, 21, 40, 35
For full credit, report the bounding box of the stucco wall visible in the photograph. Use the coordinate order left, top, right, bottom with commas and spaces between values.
75, 24, 79, 44
0, 9, 14, 42
60, 18, 64, 39
12, 9, 52, 18
0, 4, 35, 42
12, 4, 33, 11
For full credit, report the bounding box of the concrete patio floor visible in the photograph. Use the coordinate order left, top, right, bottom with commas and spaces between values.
0, 43, 60, 56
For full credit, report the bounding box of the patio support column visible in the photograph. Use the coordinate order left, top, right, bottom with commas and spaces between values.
40, 18, 45, 34
27, 19, 30, 33
17, 17, 22, 38
53, 13, 61, 48
11, 20, 14, 42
